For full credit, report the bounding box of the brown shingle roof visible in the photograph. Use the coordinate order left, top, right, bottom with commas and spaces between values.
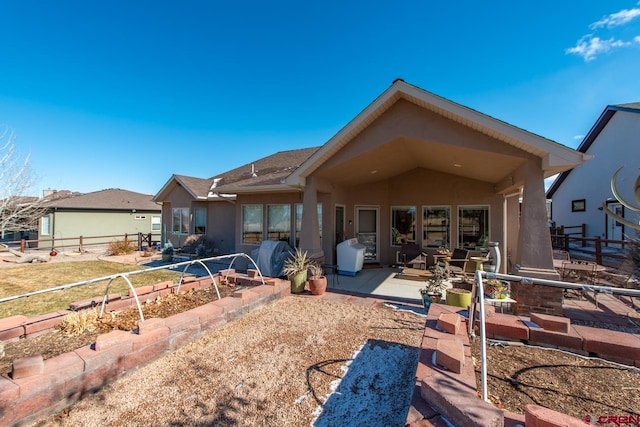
174, 175, 214, 198
209, 147, 320, 193
43, 189, 160, 211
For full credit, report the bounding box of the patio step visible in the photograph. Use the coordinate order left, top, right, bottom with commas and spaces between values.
530, 312, 570, 333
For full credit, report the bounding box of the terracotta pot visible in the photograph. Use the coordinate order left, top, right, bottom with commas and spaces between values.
308, 276, 327, 295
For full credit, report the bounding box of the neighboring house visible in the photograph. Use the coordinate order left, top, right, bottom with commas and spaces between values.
39, 188, 162, 250
155, 79, 588, 277
546, 102, 640, 241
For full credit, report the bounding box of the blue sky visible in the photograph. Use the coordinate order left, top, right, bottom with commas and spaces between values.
1, 1, 640, 196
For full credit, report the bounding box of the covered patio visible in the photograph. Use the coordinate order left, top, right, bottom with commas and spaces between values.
288, 80, 589, 284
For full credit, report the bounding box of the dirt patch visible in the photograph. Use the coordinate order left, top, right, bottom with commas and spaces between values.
471, 340, 640, 420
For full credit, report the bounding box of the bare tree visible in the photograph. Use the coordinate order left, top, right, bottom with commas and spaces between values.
0, 126, 47, 239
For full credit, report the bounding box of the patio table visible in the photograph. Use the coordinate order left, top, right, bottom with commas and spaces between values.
553, 259, 607, 284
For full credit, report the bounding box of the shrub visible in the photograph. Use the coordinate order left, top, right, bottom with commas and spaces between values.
195, 243, 210, 258
108, 238, 137, 255
59, 309, 99, 336
181, 235, 214, 255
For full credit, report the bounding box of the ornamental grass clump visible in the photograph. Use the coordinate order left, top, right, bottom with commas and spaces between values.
283, 248, 313, 278
108, 238, 137, 255
59, 308, 99, 336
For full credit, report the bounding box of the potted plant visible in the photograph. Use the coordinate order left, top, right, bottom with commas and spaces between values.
307, 263, 327, 295
446, 287, 473, 308
484, 279, 510, 299
419, 262, 450, 310
283, 248, 313, 293
161, 244, 174, 262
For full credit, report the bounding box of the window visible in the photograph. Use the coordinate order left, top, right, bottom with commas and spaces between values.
422, 206, 450, 248
391, 206, 416, 245
295, 203, 323, 247
242, 204, 263, 244
151, 216, 161, 231
172, 208, 190, 234
458, 206, 489, 249
267, 204, 291, 242
571, 199, 586, 212
41, 215, 51, 236
194, 207, 206, 234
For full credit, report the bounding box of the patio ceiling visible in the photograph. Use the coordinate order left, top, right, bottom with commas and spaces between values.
288, 80, 588, 190
313, 136, 523, 187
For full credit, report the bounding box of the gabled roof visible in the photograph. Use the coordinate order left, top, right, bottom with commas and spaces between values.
157, 80, 588, 198
286, 79, 588, 187
153, 175, 213, 201
546, 102, 640, 198
43, 188, 160, 211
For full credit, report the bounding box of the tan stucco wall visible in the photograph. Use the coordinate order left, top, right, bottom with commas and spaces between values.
159, 185, 236, 253
232, 167, 506, 268
336, 168, 504, 266
207, 201, 235, 255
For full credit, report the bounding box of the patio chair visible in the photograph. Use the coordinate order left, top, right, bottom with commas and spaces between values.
398, 243, 422, 268
600, 260, 637, 288
445, 248, 470, 279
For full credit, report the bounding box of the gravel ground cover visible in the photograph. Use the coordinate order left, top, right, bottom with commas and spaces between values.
28, 296, 425, 426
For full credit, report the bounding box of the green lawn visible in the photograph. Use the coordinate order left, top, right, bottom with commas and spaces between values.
0, 261, 183, 318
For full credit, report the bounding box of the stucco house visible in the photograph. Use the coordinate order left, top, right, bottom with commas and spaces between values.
154, 79, 588, 280
546, 102, 640, 241
39, 188, 162, 250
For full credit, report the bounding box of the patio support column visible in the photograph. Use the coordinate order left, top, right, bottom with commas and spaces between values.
510, 159, 561, 315
513, 158, 558, 279
300, 177, 324, 261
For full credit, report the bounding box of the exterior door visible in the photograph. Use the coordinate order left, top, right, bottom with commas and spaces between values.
356, 206, 379, 263
606, 201, 624, 242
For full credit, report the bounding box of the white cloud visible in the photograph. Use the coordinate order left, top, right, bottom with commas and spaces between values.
566, 35, 632, 61
573, 134, 584, 141
589, 7, 640, 29
567, 5, 640, 61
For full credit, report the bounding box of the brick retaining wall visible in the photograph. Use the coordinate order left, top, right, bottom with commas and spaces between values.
0, 272, 289, 426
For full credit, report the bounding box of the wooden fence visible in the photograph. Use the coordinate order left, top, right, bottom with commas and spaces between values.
0, 232, 161, 253
550, 224, 628, 265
